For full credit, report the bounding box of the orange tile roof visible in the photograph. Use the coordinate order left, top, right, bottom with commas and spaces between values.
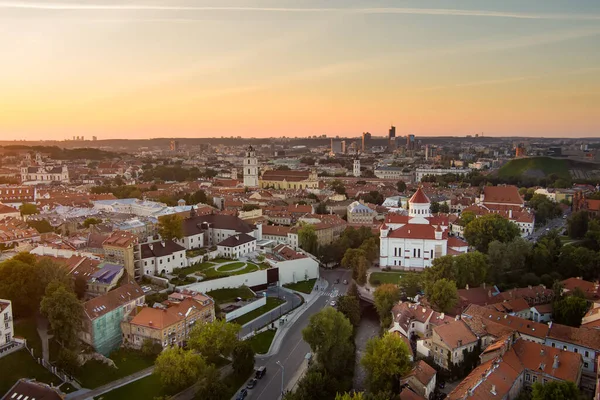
434, 320, 478, 349
409, 187, 430, 204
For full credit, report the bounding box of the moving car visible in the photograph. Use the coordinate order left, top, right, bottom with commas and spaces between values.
330, 300, 337, 307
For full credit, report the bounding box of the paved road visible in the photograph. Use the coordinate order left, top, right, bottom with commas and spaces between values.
240, 287, 302, 338
243, 268, 352, 400
529, 216, 568, 242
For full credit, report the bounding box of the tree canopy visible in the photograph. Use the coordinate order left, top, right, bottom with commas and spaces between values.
427, 278, 459, 313
154, 347, 206, 393
361, 332, 412, 393
19, 203, 39, 216
531, 380, 583, 400
464, 213, 520, 253
158, 214, 184, 241
40, 281, 83, 348
188, 320, 240, 364
374, 284, 401, 329
298, 224, 319, 255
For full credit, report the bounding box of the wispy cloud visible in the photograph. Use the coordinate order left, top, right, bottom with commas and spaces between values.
1, 2, 599, 21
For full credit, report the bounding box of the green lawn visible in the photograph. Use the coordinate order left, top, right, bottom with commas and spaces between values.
498, 157, 570, 180
207, 287, 255, 304
76, 348, 156, 389
369, 271, 417, 286
218, 262, 246, 272
203, 263, 259, 279
94, 374, 164, 400
247, 329, 276, 354
0, 349, 62, 394
13, 318, 42, 357
232, 297, 285, 326
211, 258, 233, 264
177, 261, 214, 275
284, 279, 316, 294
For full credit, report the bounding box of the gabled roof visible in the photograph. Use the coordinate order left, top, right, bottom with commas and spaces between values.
548, 323, 600, 350
409, 187, 430, 204
217, 233, 256, 248
389, 224, 447, 240
2, 379, 64, 400
482, 185, 524, 206
83, 281, 144, 320
182, 214, 254, 237
140, 241, 185, 258
434, 319, 478, 349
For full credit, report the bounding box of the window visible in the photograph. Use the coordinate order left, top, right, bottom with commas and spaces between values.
585, 351, 590, 357
525, 373, 531, 382
574, 348, 578, 353
551, 343, 555, 348
584, 362, 589, 368
532, 376, 537, 383
563, 346, 567, 351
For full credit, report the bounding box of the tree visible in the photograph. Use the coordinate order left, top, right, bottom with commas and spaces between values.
330, 180, 346, 195
342, 249, 369, 285
336, 393, 365, 400
157, 214, 184, 241
399, 273, 422, 298
361, 332, 411, 393
568, 211, 589, 239
460, 211, 476, 226
336, 295, 361, 328
232, 340, 255, 376
487, 238, 532, 286
427, 278, 458, 313
298, 224, 319, 255
302, 308, 355, 378
430, 201, 440, 214
56, 347, 80, 375
83, 217, 102, 228
531, 380, 583, 400
188, 320, 240, 364
374, 284, 400, 329
558, 245, 598, 280
195, 364, 228, 400
40, 281, 83, 348
464, 214, 520, 253
422, 252, 487, 293
74, 275, 88, 300
154, 347, 205, 393
359, 237, 379, 263
19, 202, 39, 217
553, 295, 588, 327
141, 338, 163, 357
529, 194, 561, 225
315, 202, 328, 215
396, 180, 407, 193
439, 203, 450, 213
27, 219, 54, 233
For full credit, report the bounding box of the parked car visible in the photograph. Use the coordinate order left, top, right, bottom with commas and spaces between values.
246, 378, 258, 389
330, 300, 337, 307
236, 389, 248, 400
343, 279, 348, 284
255, 366, 266, 379
334, 278, 340, 284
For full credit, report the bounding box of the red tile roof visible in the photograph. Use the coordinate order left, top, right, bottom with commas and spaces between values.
409, 187, 430, 204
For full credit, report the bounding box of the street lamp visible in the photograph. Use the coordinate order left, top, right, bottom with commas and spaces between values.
276, 361, 284, 398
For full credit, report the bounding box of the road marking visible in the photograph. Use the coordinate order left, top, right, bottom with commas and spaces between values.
253, 336, 305, 399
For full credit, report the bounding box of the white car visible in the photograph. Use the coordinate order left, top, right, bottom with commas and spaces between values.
330, 300, 336, 307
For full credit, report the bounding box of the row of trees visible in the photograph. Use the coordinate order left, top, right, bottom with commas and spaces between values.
0, 253, 84, 373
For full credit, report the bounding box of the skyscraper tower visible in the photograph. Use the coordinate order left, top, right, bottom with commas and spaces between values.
243, 146, 259, 187
388, 126, 396, 149
361, 132, 371, 152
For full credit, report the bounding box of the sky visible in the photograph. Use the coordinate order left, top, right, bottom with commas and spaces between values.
0, 0, 599, 140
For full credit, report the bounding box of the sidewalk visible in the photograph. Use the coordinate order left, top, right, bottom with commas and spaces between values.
255, 278, 328, 359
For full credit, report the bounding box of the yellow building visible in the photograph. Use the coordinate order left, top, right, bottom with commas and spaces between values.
259, 169, 319, 190
121, 294, 215, 349
102, 230, 139, 279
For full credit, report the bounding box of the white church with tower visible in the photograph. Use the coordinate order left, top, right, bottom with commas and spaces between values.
379, 187, 468, 270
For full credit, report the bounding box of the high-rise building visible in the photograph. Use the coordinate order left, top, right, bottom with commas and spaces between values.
169, 140, 179, 152
243, 145, 259, 187
361, 132, 371, 152
341, 140, 347, 154
353, 159, 361, 177
388, 126, 396, 149
406, 134, 415, 150
92, 136, 97, 141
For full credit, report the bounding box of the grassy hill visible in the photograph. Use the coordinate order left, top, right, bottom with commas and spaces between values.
498, 157, 570, 180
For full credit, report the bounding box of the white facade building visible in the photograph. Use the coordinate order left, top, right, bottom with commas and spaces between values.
379, 188, 468, 270
20, 165, 69, 184
140, 241, 187, 275
243, 146, 259, 188
0, 299, 14, 348
347, 201, 376, 225
415, 167, 471, 183
217, 233, 257, 258
353, 159, 361, 177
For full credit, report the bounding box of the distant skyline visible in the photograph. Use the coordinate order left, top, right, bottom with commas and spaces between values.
1, 0, 599, 140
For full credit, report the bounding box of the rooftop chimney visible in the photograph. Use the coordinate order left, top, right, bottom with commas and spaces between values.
553, 354, 559, 369
490, 384, 497, 395
465, 284, 469, 290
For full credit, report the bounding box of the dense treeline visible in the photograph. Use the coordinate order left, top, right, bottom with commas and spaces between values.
2, 145, 122, 160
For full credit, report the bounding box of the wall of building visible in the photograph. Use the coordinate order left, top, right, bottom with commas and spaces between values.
225, 296, 267, 322
276, 258, 319, 285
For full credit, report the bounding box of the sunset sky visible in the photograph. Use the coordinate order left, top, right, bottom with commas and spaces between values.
1, 0, 599, 140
